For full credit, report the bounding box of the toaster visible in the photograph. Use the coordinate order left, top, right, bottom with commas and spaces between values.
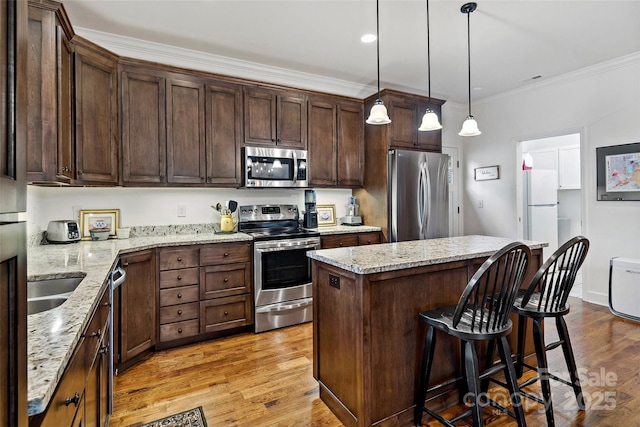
47, 220, 81, 243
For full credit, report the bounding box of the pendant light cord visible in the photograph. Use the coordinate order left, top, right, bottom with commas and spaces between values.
376, 0, 382, 102
426, 0, 431, 104
466, 7, 472, 116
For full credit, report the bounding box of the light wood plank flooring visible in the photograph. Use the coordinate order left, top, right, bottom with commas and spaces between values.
110, 298, 640, 426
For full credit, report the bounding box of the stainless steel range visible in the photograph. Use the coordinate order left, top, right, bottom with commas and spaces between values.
239, 204, 320, 333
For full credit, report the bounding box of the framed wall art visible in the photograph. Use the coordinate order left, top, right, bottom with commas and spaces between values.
597, 142, 640, 201
316, 204, 337, 226
474, 165, 500, 181
79, 209, 120, 239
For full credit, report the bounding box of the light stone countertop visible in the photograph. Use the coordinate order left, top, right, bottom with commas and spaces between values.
313, 224, 381, 235
26, 232, 252, 416
307, 235, 548, 275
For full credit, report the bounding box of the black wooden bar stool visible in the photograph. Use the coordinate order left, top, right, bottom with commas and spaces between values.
512, 236, 590, 427
414, 242, 531, 427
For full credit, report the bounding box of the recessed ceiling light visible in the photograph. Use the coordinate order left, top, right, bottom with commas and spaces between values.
361, 33, 376, 43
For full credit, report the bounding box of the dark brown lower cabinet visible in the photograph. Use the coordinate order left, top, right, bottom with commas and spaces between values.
320, 231, 381, 249
116, 250, 157, 371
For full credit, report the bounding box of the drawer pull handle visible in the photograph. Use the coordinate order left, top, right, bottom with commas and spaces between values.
339, 242, 343, 247
177, 275, 182, 280
367, 240, 371, 244
177, 310, 182, 315
99, 345, 108, 354
177, 257, 182, 262
224, 252, 229, 257
90, 329, 101, 338
224, 277, 229, 282
122, 262, 129, 267
178, 328, 183, 333
65, 392, 80, 407
224, 311, 229, 316
177, 293, 182, 298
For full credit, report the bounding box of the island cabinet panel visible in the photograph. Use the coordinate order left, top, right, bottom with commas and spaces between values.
73, 37, 119, 185
243, 86, 307, 149
204, 81, 243, 186
312, 246, 542, 427
120, 67, 166, 184
166, 77, 206, 184
117, 250, 156, 370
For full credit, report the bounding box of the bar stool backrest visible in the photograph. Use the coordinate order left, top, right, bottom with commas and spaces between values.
453, 242, 531, 334
520, 236, 590, 313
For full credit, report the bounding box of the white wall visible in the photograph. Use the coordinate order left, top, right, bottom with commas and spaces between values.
27, 186, 352, 233
462, 53, 640, 305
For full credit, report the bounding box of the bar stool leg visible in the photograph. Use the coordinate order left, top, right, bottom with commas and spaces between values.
463, 340, 484, 427
414, 325, 437, 426
532, 318, 555, 427
515, 314, 527, 379
497, 336, 527, 427
556, 317, 585, 410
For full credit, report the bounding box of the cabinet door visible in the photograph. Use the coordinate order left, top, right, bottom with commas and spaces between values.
74, 40, 119, 185
336, 101, 364, 186
277, 91, 307, 148
84, 334, 108, 427
166, 78, 206, 184
56, 26, 73, 183
321, 233, 359, 249
26, 6, 56, 183
119, 250, 157, 365
357, 232, 381, 245
243, 87, 276, 145
388, 96, 418, 149
558, 146, 581, 189
205, 81, 242, 186
308, 97, 337, 186
121, 69, 166, 184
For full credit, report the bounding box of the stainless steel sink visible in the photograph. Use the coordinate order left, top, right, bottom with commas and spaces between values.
27, 277, 83, 299
27, 277, 83, 314
27, 297, 69, 315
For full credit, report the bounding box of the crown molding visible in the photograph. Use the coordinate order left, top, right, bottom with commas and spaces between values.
75, 27, 376, 99
476, 51, 640, 106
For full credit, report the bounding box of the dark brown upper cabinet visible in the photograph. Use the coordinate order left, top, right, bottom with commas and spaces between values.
205, 81, 243, 186
381, 91, 445, 153
166, 76, 206, 184
308, 95, 364, 187
243, 86, 307, 149
26, 0, 74, 184
120, 66, 166, 184
73, 36, 119, 185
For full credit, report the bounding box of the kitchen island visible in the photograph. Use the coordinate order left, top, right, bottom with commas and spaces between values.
308, 235, 546, 427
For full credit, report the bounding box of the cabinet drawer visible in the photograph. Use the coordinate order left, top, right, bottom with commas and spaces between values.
321, 233, 359, 249
200, 294, 253, 334
159, 267, 199, 289
200, 242, 251, 266
159, 247, 199, 270
159, 319, 199, 342
200, 263, 251, 300
357, 232, 381, 245
159, 285, 199, 307
159, 302, 199, 325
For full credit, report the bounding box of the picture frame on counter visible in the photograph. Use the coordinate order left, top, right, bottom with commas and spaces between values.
474, 165, 500, 181
79, 209, 120, 240
317, 204, 337, 226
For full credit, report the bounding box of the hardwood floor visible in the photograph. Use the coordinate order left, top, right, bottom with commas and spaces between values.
110, 298, 640, 426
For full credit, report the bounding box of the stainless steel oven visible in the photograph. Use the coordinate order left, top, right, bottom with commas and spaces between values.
239, 204, 320, 333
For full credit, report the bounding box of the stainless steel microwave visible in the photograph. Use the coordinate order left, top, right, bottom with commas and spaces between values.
244, 146, 308, 188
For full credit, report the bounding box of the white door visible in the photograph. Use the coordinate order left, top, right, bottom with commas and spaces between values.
442, 146, 460, 237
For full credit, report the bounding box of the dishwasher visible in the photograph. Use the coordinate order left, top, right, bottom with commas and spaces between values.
109, 263, 126, 414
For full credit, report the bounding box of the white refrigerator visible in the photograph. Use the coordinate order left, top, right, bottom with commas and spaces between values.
523, 170, 558, 259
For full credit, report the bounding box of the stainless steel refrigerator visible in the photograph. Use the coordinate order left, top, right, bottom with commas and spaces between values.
388, 149, 449, 242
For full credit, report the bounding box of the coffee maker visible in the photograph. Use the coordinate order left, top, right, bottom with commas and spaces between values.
303, 189, 318, 228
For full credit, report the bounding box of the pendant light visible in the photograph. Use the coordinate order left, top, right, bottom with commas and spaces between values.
418, 0, 442, 131
366, 0, 391, 125
459, 2, 481, 136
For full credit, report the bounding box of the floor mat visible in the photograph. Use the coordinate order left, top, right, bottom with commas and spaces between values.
138, 406, 208, 427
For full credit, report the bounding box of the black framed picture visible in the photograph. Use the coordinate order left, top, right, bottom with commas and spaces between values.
596, 142, 640, 201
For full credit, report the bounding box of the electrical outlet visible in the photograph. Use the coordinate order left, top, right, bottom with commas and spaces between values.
177, 204, 186, 217
478, 200, 484, 208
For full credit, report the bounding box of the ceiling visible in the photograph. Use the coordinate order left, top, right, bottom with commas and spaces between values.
63, 1, 640, 104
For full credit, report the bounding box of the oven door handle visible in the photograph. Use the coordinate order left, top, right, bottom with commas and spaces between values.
255, 242, 319, 252
256, 299, 313, 313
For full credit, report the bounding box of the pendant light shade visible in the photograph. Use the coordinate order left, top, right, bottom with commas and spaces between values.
459, 2, 481, 137
419, 0, 442, 132
366, 0, 391, 125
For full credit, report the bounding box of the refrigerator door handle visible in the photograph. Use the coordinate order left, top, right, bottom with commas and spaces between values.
418, 162, 430, 239
424, 162, 432, 238
417, 163, 425, 237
